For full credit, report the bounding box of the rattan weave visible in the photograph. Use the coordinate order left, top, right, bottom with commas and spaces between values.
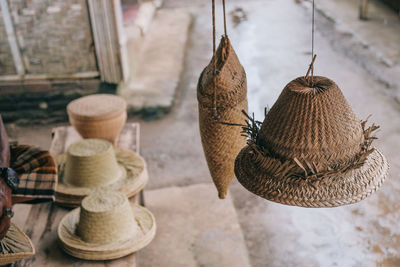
0, 223, 35, 265
235, 76, 389, 207
58, 190, 156, 260
67, 94, 127, 144
55, 139, 148, 207
198, 36, 248, 199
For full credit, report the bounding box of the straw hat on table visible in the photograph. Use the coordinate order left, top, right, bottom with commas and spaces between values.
58, 190, 156, 260
0, 223, 35, 265
55, 139, 148, 207
235, 76, 389, 208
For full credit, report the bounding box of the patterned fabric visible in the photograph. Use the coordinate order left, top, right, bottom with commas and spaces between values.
10, 145, 57, 203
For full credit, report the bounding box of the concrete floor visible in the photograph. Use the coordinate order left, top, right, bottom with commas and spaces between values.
6, 0, 400, 266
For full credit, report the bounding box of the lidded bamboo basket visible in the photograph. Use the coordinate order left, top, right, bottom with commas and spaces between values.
198, 36, 248, 199
235, 76, 388, 207
67, 94, 127, 144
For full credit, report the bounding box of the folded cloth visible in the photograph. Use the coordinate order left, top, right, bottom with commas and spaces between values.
10, 145, 57, 203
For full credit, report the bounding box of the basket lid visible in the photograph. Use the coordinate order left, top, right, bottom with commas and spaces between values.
67, 94, 127, 122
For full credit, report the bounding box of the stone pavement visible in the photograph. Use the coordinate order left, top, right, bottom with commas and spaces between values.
118, 9, 192, 119
139, 183, 251, 267
313, 0, 400, 103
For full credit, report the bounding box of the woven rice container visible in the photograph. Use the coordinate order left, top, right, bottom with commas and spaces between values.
67, 94, 127, 144
197, 36, 248, 199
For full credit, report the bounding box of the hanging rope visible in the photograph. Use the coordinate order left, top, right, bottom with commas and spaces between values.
305, 0, 316, 84
211, 0, 229, 120
311, 0, 315, 82
212, 0, 218, 119
222, 0, 227, 36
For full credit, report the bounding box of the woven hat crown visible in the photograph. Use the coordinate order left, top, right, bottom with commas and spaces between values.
64, 139, 124, 188
258, 76, 363, 167
77, 190, 137, 244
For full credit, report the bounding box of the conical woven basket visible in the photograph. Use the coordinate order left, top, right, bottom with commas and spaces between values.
198, 36, 248, 199
235, 76, 389, 207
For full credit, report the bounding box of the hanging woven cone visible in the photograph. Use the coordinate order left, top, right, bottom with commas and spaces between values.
198, 36, 248, 199
235, 76, 388, 207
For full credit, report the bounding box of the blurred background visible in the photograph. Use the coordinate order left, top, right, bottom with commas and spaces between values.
0, 0, 399, 266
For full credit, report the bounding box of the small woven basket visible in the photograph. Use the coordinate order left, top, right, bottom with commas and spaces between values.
67, 94, 127, 144
198, 36, 248, 199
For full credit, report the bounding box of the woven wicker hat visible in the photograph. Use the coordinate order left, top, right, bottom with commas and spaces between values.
67, 94, 127, 144
58, 190, 156, 260
0, 223, 35, 265
235, 76, 388, 207
55, 139, 148, 207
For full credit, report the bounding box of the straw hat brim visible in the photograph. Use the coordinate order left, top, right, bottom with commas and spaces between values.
55, 149, 148, 207
0, 223, 35, 265
58, 204, 156, 260
235, 147, 389, 208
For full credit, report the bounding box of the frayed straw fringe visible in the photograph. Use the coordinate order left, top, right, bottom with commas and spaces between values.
225, 109, 379, 187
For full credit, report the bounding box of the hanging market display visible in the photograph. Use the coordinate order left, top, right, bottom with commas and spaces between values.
197, 0, 248, 199
233, 0, 388, 208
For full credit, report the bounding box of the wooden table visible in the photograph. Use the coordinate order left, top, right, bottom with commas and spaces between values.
11, 123, 142, 267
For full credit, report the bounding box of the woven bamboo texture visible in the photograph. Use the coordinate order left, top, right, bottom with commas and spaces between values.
58, 191, 156, 260
64, 139, 124, 188
55, 147, 148, 208
67, 94, 127, 144
198, 36, 248, 199
0, 224, 35, 265
77, 190, 138, 244
258, 76, 364, 167
235, 76, 389, 207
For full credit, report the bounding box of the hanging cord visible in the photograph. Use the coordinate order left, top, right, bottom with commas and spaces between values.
222, 0, 228, 36
305, 0, 316, 85
212, 0, 218, 119
211, 0, 229, 120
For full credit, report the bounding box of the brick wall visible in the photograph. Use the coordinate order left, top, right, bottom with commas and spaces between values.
1, 0, 97, 76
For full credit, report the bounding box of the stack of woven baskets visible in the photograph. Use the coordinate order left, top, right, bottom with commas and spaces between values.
54, 94, 156, 260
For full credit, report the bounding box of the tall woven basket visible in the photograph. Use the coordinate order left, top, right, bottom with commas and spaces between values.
198, 36, 248, 199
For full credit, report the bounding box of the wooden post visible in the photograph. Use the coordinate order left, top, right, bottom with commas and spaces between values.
87, 0, 126, 83
359, 0, 369, 20
0, 0, 25, 76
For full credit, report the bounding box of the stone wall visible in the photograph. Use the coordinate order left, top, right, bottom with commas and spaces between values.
0, 79, 116, 124
1, 0, 97, 76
